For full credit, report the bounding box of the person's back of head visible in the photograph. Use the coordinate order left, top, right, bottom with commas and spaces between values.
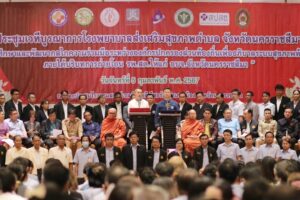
109, 175, 143, 200
261, 156, 276, 183
202, 163, 218, 179
87, 163, 106, 188
139, 167, 156, 184
275, 160, 300, 183
242, 178, 270, 200
43, 162, 69, 191
134, 185, 169, 200
155, 162, 174, 177
176, 168, 198, 195
218, 158, 239, 184
7, 163, 26, 182
239, 163, 262, 182
168, 156, 186, 177
0, 167, 16, 193
106, 165, 130, 185
188, 176, 214, 200
152, 177, 178, 199
265, 185, 300, 200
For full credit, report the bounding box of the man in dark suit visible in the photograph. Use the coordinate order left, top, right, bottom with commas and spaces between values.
53, 90, 74, 121
75, 94, 93, 122
146, 136, 167, 169
122, 132, 146, 171
193, 134, 218, 170
270, 84, 291, 121
21, 93, 40, 122
288, 89, 300, 122
277, 107, 299, 149
212, 93, 229, 120
94, 95, 109, 125
193, 91, 212, 120
240, 109, 259, 145
108, 92, 128, 120
178, 92, 192, 120
4, 88, 23, 119
98, 133, 122, 168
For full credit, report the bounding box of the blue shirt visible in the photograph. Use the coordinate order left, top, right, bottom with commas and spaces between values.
82, 121, 101, 138
218, 118, 240, 138
155, 99, 179, 127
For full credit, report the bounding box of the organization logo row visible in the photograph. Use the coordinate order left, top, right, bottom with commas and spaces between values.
50, 7, 250, 28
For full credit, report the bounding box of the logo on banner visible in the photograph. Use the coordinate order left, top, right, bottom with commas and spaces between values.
199, 12, 229, 26
75, 7, 94, 26
126, 8, 140, 23
236, 9, 250, 27
152, 10, 165, 24
100, 8, 120, 27
174, 8, 194, 27
49, 8, 67, 27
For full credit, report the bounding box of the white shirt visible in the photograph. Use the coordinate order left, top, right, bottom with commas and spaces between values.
258, 101, 275, 121
202, 147, 209, 168
29, 104, 36, 111
179, 103, 184, 111
100, 105, 106, 118
81, 105, 86, 123
128, 99, 149, 113
62, 102, 68, 120
132, 144, 138, 171
116, 103, 122, 119
44, 110, 49, 119
153, 149, 160, 169
105, 147, 114, 168
0, 192, 26, 200
276, 97, 282, 112
48, 146, 72, 168
13, 101, 19, 113
4, 119, 27, 138
228, 100, 245, 120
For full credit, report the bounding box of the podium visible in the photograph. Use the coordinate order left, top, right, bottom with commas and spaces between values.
159, 111, 181, 149
129, 108, 151, 149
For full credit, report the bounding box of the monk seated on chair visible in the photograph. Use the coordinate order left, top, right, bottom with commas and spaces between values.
101, 108, 127, 149
181, 109, 204, 154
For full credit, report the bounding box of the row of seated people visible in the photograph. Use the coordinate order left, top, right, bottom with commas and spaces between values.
0, 95, 299, 163
1, 84, 300, 134
2, 128, 298, 186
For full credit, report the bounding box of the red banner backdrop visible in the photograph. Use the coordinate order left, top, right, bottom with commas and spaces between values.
0, 2, 300, 103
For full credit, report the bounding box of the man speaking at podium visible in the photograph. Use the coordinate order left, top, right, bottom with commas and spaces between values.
128, 88, 149, 113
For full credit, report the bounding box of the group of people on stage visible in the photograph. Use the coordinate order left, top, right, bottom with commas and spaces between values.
1, 84, 300, 200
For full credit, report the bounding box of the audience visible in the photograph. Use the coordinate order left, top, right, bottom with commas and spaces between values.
0, 87, 300, 200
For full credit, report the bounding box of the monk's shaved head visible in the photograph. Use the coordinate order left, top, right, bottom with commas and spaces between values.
188, 109, 197, 120
108, 108, 117, 113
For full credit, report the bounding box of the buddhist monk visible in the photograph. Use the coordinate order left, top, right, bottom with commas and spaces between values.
101, 108, 127, 148
181, 109, 204, 154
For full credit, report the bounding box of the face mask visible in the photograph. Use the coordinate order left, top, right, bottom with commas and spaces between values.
82, 141, 89, 148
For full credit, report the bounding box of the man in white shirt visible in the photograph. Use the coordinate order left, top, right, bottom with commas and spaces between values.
128, 88, 149, 113
228, 89, 245, 120
5, 110, 27, 139
5, 135, 28, 165
258, 91, 275, 121
48, 134, 73, 169
240, 134, 258, 164
27, 135, 48, 181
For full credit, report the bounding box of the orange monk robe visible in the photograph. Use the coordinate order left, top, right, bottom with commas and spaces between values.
101, 118, 127, 149
181, 119, 204, 154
